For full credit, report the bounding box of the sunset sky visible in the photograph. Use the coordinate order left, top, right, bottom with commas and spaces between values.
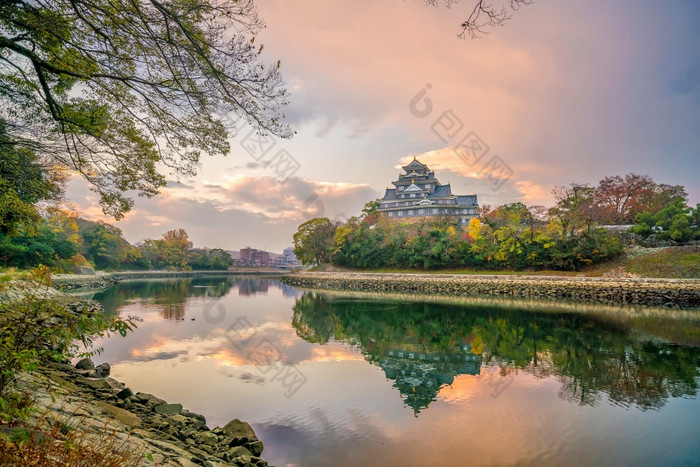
67, 0, 700, 252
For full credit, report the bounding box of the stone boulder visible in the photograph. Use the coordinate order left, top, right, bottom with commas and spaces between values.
95, 362, 110, 377
222, 418, 258, 441
75, 358, 95, 370
154, 403, 183, 416
134, 392, 166, 407
182, 409, 207, 425
116, 388, 134, 400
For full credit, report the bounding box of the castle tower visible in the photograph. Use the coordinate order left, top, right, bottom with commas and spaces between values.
377, 158, 479, 225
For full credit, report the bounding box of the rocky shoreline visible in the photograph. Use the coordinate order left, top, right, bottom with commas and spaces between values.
282, 272, 700, 308
27, 358, 268, 466
52, 269, 289, 290
1, 281, 270, 466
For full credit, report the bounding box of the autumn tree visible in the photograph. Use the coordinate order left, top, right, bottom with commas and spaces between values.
548, 184, 597, 240
0, 0, 291, 219
526, 205, 549, 242
160, 228, 193, 269
594, 174, 655, 224
637, 183, 688, 215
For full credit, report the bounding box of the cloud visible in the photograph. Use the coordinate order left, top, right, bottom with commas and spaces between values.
398, 149, 554, 206
514, 180, 551, 205
62, 0, 700, 252
66, 174, 378, 251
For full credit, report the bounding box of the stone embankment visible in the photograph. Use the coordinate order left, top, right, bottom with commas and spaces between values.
28, 358, 267, 466
282, 272, 700, 308
2, 282, 268, 465
52, 269, 288, 290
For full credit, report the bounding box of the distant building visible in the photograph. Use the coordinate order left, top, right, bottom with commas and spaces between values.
238, 247, 270, 266
283, 247, 298, 263
274, 247, 302, 268
378, 157, 479, 226
238, 246, 301, 268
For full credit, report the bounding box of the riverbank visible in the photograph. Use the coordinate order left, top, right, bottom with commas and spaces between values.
51, 269, 290, 290
10, 358, 268, 466
282, 272, 700, 308
0, 282, 269, 466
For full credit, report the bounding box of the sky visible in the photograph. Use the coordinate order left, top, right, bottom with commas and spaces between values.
66, 0, 700, 253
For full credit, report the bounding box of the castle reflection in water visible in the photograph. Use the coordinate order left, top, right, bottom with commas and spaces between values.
379, 345, 481, 413
291, 291, 700, 415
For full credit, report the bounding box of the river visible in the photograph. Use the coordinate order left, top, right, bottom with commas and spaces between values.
86, 276, 700, 466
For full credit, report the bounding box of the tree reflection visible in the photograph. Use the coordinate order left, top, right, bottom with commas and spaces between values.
94, 277, 236, 318
94, 276, 297, 319
292, 292, 700, 413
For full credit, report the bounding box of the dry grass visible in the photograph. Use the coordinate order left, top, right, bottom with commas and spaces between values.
0, 405, 145, 466
583, 246, 700, 278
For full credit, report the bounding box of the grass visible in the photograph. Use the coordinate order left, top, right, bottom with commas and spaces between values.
583, 246, 700, 278
624, 246, 699, 278
0, 268, 37, 284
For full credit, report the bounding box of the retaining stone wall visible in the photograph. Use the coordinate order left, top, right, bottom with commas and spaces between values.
52, 270, 288, 290
282, 272, 700, 308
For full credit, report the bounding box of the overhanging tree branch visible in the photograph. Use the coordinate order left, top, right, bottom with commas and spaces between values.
425, 0, 534, 38
0, 0, 291, 219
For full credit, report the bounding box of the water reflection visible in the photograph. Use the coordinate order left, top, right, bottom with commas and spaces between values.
92, 276, 299, 318
292, 292, 700, 412
89, 279, 700, 467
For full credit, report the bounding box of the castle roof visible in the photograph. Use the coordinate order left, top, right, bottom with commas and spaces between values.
403, 182, 424, 193
402, 157, 429, 172
429, 185, 453, 198
456, 195, 478, 206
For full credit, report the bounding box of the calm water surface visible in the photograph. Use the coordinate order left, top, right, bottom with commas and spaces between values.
87, 276, 700, 467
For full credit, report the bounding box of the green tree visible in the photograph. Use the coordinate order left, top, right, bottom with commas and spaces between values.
293, 218, 336, 265
0, 0, 291, 219
138, 228, 194, 269
0, 122, 61, 236
631, 199, 696, 243
188, 248, 233, 270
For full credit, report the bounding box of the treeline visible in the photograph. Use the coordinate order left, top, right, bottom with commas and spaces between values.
294, 175, 698, 271
0, 211, 233, 271
1, 123, 234, 272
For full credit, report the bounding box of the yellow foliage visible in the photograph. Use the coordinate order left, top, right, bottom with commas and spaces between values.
471, 335, 484, 355
468, 218, 482, 240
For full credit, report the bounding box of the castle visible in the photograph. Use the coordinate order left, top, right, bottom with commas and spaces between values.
377, 158, 479, 225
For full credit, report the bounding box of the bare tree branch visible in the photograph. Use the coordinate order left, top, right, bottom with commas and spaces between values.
425, 0, 534, 38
